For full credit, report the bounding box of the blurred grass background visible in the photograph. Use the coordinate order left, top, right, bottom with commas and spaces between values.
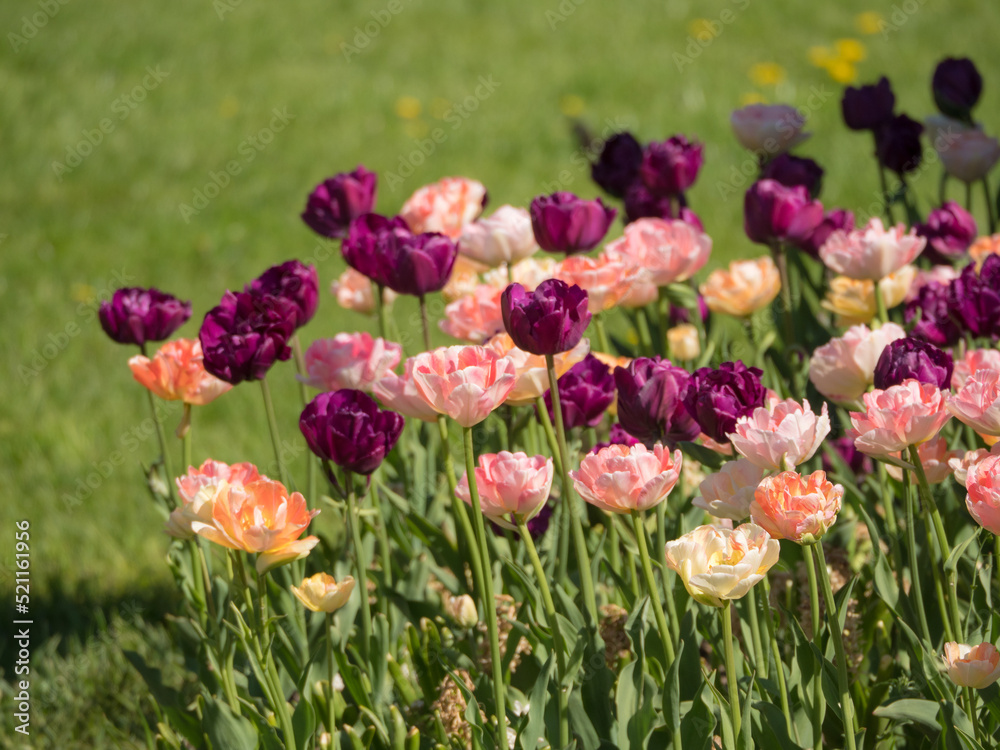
1, 0, 998, 744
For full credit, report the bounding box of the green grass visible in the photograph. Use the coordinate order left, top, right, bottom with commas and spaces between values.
2, 0, 999, 743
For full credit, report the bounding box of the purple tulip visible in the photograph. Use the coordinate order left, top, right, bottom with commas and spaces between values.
529, 192, 617, 255
595, 423, 641, 451
501, 280, 591, 356
905, 281, 962, 347
915, 201, 977, 262
623, 183, 704, 231
875, 114, 924, 175
950, 256, 1000, 339
743, 179, 824, 247
793, 208, 855, 258
199, 291, 297, 384
591, 132, 644, 198
299, 389, 404, 475
823, 436, 873, 476
301, 166, 377, 239
639, 135, 704, 196
873, 337, 953, 390
342, 213, 404, 286
682, 361, 766, 444
614, 357, 699, 448
760, 154, 824, 198
669, 295, 710, 327
841, 77, 896, 131
248, 260, 319, 329
545, 354, 615, 430
933, 57, 983, 123
525, 501, 553, 538
99, 287, 192, 348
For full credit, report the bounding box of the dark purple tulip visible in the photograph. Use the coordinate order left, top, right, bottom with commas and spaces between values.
299, 389, 404, 475
595, 423, 641, 451
682, 361, 766, 444
199, 291, 297, 384
248, 260, 319, 329
614, 357, 699, 448
933, 57, 983, 123
501, 280, 591, 356
905, 281, 962, 347
639, 135, 704, 196
591, 132, 644, 198
823, 436, 873, 477
529, 192, 617, 255
793, 208, 855, 258
760, 154, 824, 198
99, 287, 192, 348
301, 166, 377, 239
950, 256, 1000, 339
525, 502, 553, 538
342, 213, 406, 286
873, 337, 953, 390
545, 354, 615, 430
743, 179, 825, 247
623, 183, 704, 231
915, 201, 977, 262
841, 77, 896, 131
875, 114, 924, 175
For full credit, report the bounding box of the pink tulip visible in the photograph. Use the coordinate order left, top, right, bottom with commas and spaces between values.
729, 398, 831, 471
371, 357, 442, 422
692, 457, 764, 521
457, 205, 538, 267
299, 333, 402, 392
947, 368, 1000, 436
441, 254, 487, 303
964, 453, 1000, 534
848, 379, 951, 457
455, 451, 553, 528
730, 104, 809, 154
570, 443, 682, 514
330, 268, 396, 315
906, 265, 960, 303
809, 323, 907, 403
951, 349, 1000, 391
556, 252, 641, 313
949, 446, 998, 487
411, 345, 517, 427
486, 332, 589, 406
440, 285, 505, 343
819, 218, 926, 281
400, 176, 487, 239
936, 129, 1000, 184
886, 435, 961, 484
167, 459, 265, 540
604, 217, 712, 287
943, 642, 1000, 688
751, 470, 843, 544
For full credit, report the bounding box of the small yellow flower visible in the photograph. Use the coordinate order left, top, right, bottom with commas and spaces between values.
395, 96, 422, 119
291, 573, 355, 613
687, 18, 718, 39
855, 11, 885, 35
835, 38, 867, 63
808, 46, 834, 68
72, 283, 97, 304
218, 95, 240, 119
826, 59, 858, 84
749, 62, 786, 87
739, 91, 765, 106
559, 94, 585, 117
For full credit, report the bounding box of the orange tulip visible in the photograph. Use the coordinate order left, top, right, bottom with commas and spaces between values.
128, 338, 232, 405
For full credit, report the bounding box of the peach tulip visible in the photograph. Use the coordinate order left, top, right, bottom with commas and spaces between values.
885, 435, 961, 484
330, 268, 396, 315
664, 523, 780, 607
455, 451, 553, 528
699, 256, 781, 318
129, 338, 232, 405
441, 254, 486, 303
819, 218, 926, 281
751, 470, 843, 544
482, 257, 559, 292
943, 642, 1000, 689
964, 453, 1000, 534
570, 443, 682, 514
604, 217, 712, 287
808, 323, 906, 403
411, 345, 517, 427
299, 333, 402, 392
947, 369, 1000, 436
970, 234, 1000, 269
692, 458, 764, 521
371, 357, 443, 422
820, 266, 916, 326
291, 572, 356, 613
400, 176, 487, 239
440, 285, 506, 343
848, 379, 951, 457
667, 324, 700, 361
457, 205, 538, 268
485, 333, 589, 406
729, 398, 831, 471
951, 349, 1000, 391
191, 478, 320, 573
167, 460, 266, 539
556, 253, 640, 313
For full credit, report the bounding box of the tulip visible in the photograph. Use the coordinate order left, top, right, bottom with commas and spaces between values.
248, 260, 319, 329
371, 357, 443, 422
440, 285, 506, 343
487, 332, 589, 406
743, 179, 825, 247
442, 254, 485, 303
191, 478, 320, 573
821, 266, 916, 326
946, 369, 1000, 436
808, 322, 906, 403
639, 135, 704, 195
906, 266, 961, 302
555, 253, 639, 313
699, 256, 781, 318
99, 287, 192, 348
949, 447, 994, 487
571, 443, 682, 514
604, 217, 712, 286
482, 257, 559, 292
964, 453, 1000, 534
848, 379, 951, 457
383, 232, 459, 297
341, 213, 408, 286
623, 183, 705, 230
950, 256, 1000, 339
823, 435, 874, 477
751, 470, 843, 544
667, 323, 700, 361
872, 337, 953, 390
529, 192, 617, 254
943, 643, 1000, 689
885, 435, 960, 484
291, 572, 356, 613
970, 234, 1000, 269
819, 217, 925, 281
299, 389, 405, 474
545, 354, 615, 430
794, 208, 854, 257
933, 58, 983, 123
760, 153, 825, 198
167, 459, 264, 539
457, 205, 538, 268
301, 166, 377, 239
455, 451, 554, 528
951, 349, 1000, 391
400, 176, 487, 239
591, 131, 643, 198
445, 593, 480, 628
330, 268, 397, 315
501, 279, 591, 356
729, 398, 831, 471
614, 357, 700, 447
730, 104, 809, 156
915, 202, 977, 261
411, 345, 517, 427
299, 333, 402, 392
875, 114, 924, 175
683, 361, 768, 444
129, 338, 233, 405
692, 458, 764, 521
664, 523, 780, 607
937, 128, 1000, 184
199, 290, 297, 384
841, 77, 896, 131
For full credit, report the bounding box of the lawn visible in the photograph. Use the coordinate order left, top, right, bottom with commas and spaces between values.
1, 0, 999, 744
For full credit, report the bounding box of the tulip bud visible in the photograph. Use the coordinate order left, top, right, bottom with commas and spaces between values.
639, 135, 704, 195
446, 594, 479, 629
743, 179, 824, 247
301, 166, 377, 239
841, 77, 895, 131
873, 337, 953, 391
667, 324, 700, 361
529, 192, 617, 255
933, 58, 983, 123
875, 114, 924, 175
591, 131, 643, 198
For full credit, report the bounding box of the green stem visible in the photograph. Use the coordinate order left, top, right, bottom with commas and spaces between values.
635, 307, 654, 357
537, 395, 570, 586
964, 685, 983, 746
594, 314, 611, 354
534, 397, 564, 476
722, 600, 743, 740
344, 470, 372, 662
994, 536, 1000, 643
439, 416, 485, 600
774, 242, 796, 348
875, 279, 889, 326
181, 406, 192, 468
370, 481, 393, 589
657, 286, 671, 359
327, 613, 339, 743
813, 544, 858, 750
260, 377, 289, 488
904, 469, 933, 645
745, 585, 767, 680
546, 353, 597, 624
462, 426, 508, 747
983, 178, 997, 233
761, 577, 793, 737
292, 335, 317, 506
803, 546, 825, 750
965, 181, 974, 214
653, 505, 680, 643
876, 151, 895, 226
143, 385, 178, 508
517, 518, 568, 749
419, 294, 432, 352
374, 283, 389, 342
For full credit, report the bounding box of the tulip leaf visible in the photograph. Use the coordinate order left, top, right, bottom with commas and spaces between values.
567, 691, 601, 750
855, 503, 899, 613
292, 696, 317, 750
662, 639, 684, 733
702, 670, 736, 750
615, 661, 657, 749
754, 700, 801, 750
202, 694, 260, 750
679, 691, 715, 750
520, 654, 554, 750
663, 282, 700, 310
944, 527, 980, 573
676, 441, 725, 471
873, 698, 942, 730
